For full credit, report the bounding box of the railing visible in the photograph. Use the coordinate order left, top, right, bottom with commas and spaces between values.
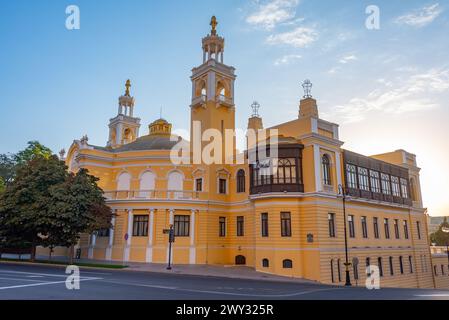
191, 95, 206, 107
216, 94, 233, 106
103, 190, 202, 201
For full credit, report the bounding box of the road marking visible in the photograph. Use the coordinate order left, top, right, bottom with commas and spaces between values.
415, 294, 449, 297
0, 276, 51, 282
97, 279, 344, 298
0, 277, 102, 290
0, 270, 99, 280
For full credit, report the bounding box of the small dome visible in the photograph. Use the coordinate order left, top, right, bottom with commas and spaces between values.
148, 118, 172, 136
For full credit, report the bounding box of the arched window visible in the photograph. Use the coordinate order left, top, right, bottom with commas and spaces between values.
282, 259, 293, 269
168, 171, 183, 199
235, 255, 246, 265
262, 258, 269, 268
275, 159, 296, 184
139, 171, 155, 198
117, 172, 131, 190
322, 154, 331, 185
237, 169, 245, 193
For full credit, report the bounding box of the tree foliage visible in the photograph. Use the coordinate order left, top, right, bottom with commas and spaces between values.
430, 217, 449, 246
0, 154, 112, 261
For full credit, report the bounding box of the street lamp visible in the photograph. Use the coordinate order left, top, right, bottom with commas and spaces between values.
442, 227, 449, 265
338, 184, 352, 286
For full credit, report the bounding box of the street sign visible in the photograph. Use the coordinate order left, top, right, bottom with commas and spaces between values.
124, 233, 129, 241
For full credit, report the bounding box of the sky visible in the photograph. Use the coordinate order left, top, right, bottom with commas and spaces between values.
0, 0, 448, 216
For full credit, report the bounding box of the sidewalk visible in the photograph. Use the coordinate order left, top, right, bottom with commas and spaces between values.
125, 262, 318, 284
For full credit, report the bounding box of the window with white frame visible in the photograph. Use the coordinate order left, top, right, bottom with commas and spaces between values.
358, 167, 369, 191
381, 173, 391, 195
391, 176, 401, 197
400, 178, 409, 198
346, 164, 357, 189
370, 171, 381, 193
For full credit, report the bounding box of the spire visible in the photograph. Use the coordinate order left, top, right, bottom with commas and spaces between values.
210, 16, 218, 36
125, 79, 131, 96
299, 79, 318, 118
202, 16, 225, 63
251, 101, 260, 117
302, 79, 312, 98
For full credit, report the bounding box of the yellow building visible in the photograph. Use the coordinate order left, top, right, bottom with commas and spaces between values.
63, 17, 438, 289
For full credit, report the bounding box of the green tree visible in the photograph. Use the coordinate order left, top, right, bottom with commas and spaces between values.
430, 217, 449, 246
0, 177, 4, 194
0, 141, 53, 186
0, 155, 67, 261
46, 168, 112, 263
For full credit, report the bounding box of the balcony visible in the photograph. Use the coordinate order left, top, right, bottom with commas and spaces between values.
215, 94, 234, 107
190, 95, 206, 109
103, 190, 202, 201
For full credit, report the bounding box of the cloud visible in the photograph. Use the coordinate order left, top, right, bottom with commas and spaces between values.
339, 54, 357, 64
246, 0, 300, 30
327, 68, 449, 123
327, 66, 341, 74
395, 3, 442, 27
266, 27, 318, 47
274, 54, 302, 66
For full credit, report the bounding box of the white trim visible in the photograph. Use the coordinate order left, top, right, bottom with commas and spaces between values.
335, 152, 342, 187
314, 144, 321, 192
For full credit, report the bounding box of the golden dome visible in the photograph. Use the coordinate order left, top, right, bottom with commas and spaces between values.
148, 118, 172, 136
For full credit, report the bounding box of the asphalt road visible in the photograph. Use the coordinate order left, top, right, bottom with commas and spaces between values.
0, 263, 448, 300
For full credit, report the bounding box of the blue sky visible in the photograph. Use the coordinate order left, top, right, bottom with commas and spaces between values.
0, 0, 448, 215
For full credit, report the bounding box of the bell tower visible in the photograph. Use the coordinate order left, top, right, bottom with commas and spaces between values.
107, 80, 141, 148
190, 16, 236, 163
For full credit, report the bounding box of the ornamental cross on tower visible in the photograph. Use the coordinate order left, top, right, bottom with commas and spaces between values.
302, 79, 312, 98
210, 16, 218, 35
125, 79, 131, 96
251, 101, 260, 117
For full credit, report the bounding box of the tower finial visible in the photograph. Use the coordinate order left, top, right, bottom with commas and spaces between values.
251, 101, 260, 117
125, 79, 131, 96
302, 79, 312, 98
210, 16, 218, 35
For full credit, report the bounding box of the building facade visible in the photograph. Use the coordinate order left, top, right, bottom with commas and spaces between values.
62, 17, 438, 288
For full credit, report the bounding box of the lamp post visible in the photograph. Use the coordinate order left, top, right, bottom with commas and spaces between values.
442, 227, 449, 265
338, 184, 352, 286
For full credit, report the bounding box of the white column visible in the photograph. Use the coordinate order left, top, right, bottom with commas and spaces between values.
124, 209, 133, 262
146, 209, 155, 263
167, 209, 174, 263
335, 151, 342, 188
88, 234, 96, 259
116, 123, 123, 145
105, 213, 116, 260
189, 209, 196, 264
314, 144, 322, 192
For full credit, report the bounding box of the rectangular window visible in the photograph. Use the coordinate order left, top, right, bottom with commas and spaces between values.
370, 171, 381, 193
378, 257, 383, 277
174, 215, 190, 237
274, 158, 297, 184
394, 219, 400, 239
403, 220, 409, 239
373, 217, 379, 239
384, 218, 390, 239
417, 221, 421, 240
133, 215, 149, 237
328, 213, 336, 238
219, 217, 226, 237
195, 178, 203, 192
261, 213, 269, 237
346, 164, 357, 189
381, 173, 391, 195
391, 176, 401, 197
348, 215, 355, 238
409, 256, 414, 274
389, 257, 394, 275
219, 178, 227, 194
281, 212, 292, 237
358, 167, 369, 191
237, 216, 244, 236
361, 216, 368, 238
399, 256, 404, 274
400, 178, 409, 198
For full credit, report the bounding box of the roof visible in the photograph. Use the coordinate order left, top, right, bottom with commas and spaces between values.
92, 135, 187, 153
